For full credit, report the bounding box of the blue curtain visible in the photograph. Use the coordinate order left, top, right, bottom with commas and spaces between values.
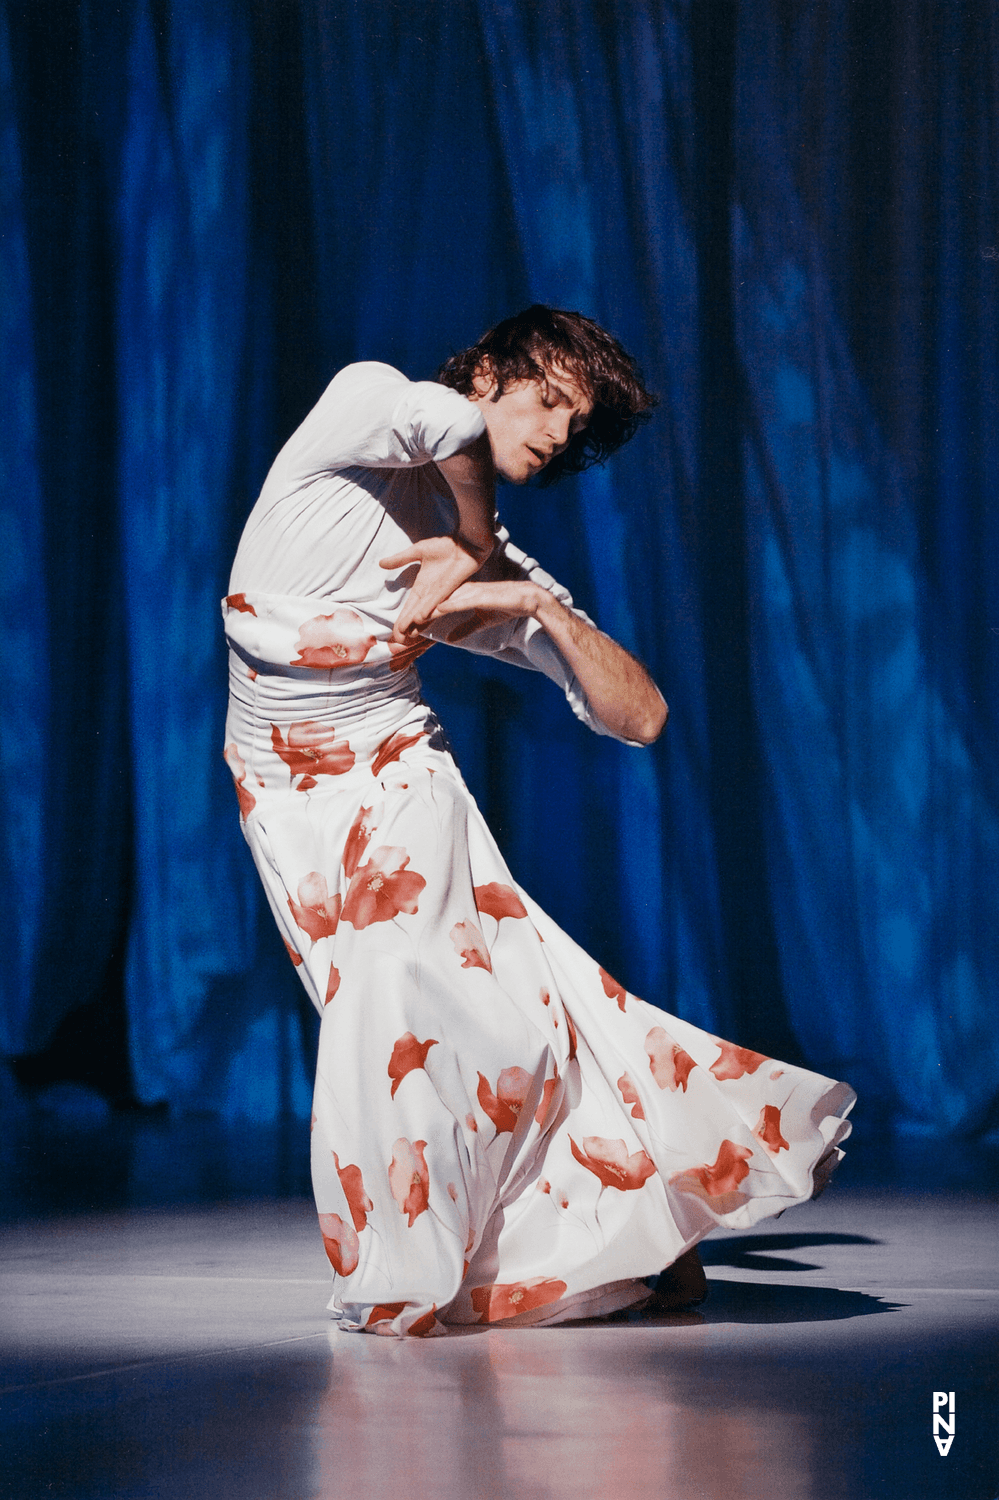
733, 0, 999, 1133
1, 0, 995, 1136
1, 1, 130, 1058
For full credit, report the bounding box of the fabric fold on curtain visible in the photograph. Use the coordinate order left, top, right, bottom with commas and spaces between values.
473, 0, 728, 1027
0, 6, 50, 1054
117, 0, 310, 1116
1, 0, 130, 1054
1, 0, 995, 1134
734, 0, 999, 1133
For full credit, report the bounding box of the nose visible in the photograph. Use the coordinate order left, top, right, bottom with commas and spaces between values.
545, 409, 573, 454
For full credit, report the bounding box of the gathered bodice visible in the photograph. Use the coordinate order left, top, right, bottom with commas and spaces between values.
222, 361, 641, 820
222, 590, 457, 810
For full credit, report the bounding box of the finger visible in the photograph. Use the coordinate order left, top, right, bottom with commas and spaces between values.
395, 586, 442, 634
391, 614, 424, 642
405, 604, 435, 629
393, 602, 418, 637
379, 548, 421, 571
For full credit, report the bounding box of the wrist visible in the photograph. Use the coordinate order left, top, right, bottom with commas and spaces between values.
455, 528, 498, 564
530, 584, 559, 623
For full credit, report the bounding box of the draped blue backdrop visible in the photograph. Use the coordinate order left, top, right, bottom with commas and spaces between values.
2, 0, 996, 1136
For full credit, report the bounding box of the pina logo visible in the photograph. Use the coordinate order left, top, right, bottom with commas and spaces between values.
933, 1391, 955, 1456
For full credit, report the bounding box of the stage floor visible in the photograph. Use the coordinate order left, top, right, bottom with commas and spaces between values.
1, 1119, 996, 1499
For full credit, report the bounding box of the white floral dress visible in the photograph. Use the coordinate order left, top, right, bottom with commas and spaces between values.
223, 363, 855, 1337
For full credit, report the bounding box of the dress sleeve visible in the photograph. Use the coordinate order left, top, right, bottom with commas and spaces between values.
421, 527, 646, 747
278, 362, 486, 477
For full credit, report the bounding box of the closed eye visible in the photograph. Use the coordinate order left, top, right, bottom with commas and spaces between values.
541, 378, 591, 433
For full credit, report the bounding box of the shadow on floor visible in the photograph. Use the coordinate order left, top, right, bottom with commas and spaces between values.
698, 1279, 902, 1324
699, 1229, 881, 1272
593, 1278, 900, 1328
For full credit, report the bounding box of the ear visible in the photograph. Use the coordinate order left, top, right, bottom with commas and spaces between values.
469, 358, 496, 401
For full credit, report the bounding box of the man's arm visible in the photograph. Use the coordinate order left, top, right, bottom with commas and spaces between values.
381, 432, 498, 641
534, 590, 668, 744
430, 579, 668, 745
434, 431, 498, 559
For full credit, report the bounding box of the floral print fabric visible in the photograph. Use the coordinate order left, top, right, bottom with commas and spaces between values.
223, 592, 854, 1338
223, 363, 852, 1336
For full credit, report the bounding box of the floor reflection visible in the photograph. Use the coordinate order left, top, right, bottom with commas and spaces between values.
302, 1282, 995, 1500
2, 1114, 997, 1500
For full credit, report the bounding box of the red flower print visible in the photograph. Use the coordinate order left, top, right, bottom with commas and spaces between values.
645, 1027, 697, 1093
271, 721, 355, 789
223, 742, 256, 820
450, 919, 491, 972
541, 988, 550, 1006
534, 1075, 560, 1126
247, 667, 258, 681
388, 1137, 430, 1226
565, 1009, 578, 1062
599, 966, 627, 1012
282, 937, 303, 968
225, 592, 256, 615
324, 964, 341, 1005
292, 609, 376, 668
477, 1068, 533, 1134
465, 1114, 478, 1133
342, 801, 379, 879
470, 1277, 568, 1323
473, 883, 528, 921
366, 1302, 406, 1327
332, 1152, 373, 1232
288, 872, 341, 942
387, 1032, 438, 1098
569, 1136, 656, 1192
371, 730, 424, 778
709, 1040, 768, 1081
342, 845, 426, 929
408, 1308, 438, 1337
617, 1072, 645, 1120
364, 1303, 438, 1337
387, 636, 434, 672
754, 1105, 789, 1154
318, 1212, 359, 1276
669, 1139, 753, 1211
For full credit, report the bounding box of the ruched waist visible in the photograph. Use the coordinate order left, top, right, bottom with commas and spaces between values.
222, 590, 456, 816
221, 588, 436, 679
226, 637, 427, 725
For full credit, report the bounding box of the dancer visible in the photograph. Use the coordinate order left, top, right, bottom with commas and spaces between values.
223, 306, 854, 1337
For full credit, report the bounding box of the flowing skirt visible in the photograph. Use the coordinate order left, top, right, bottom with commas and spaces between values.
224, 627, 854, 1338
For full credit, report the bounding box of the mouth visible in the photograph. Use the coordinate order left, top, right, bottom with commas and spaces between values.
526, 446, 549, 468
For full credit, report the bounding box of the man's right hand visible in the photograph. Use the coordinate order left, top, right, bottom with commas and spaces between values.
380, 535, 489, 642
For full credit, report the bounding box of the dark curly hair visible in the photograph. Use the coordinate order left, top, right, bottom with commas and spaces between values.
437, 305, 656, 485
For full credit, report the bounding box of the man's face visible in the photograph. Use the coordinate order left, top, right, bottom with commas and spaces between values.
467, 361, 593, 484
